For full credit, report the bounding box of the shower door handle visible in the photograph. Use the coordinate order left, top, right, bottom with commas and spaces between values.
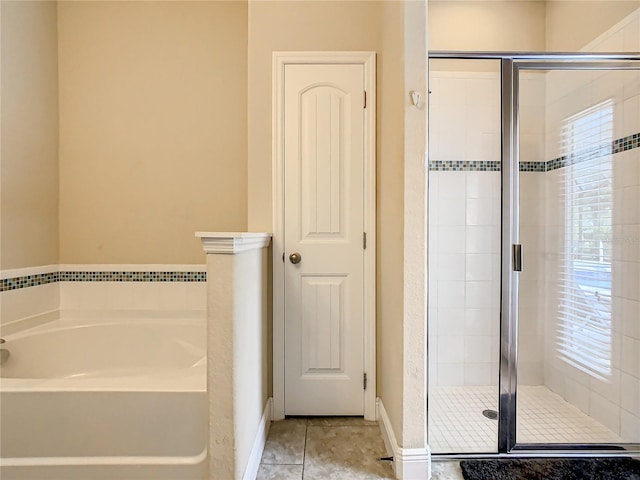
513, 244, 522, 272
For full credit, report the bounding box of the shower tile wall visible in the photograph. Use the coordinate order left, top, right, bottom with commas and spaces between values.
428, 170, 501, 387
536, 13, 640, 441
429, 70, 545, 388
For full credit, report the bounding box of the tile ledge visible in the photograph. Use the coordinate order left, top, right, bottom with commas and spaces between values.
196, 232, 272, 254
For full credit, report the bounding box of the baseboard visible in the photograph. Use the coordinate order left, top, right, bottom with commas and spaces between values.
395, 447, 431, 480
242, 397, 272, 480
377, 398, 431, 480
377, 398, 399, 461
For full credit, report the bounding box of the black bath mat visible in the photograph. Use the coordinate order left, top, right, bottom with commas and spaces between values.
460, 458, 640, 480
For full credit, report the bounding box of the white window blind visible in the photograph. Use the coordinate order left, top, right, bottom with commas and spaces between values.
556, 100, 613, 381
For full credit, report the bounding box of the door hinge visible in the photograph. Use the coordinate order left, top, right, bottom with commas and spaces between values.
363, 232, 367, 250
282, 252, 285, 263
364, 91, 367, 109
363, 372, 367, 390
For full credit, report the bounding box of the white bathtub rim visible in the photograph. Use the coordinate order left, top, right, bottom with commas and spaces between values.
4, 317, 206, 341
0, 365, 206, 392
2, 309, 206, 339
0, 447, 207, 467
1, 310, 206, 392
0, 309, 60, 338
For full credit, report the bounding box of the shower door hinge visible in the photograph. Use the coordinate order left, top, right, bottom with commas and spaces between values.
363, 372, 367, 390
364, 91, 367, 109
363, 232, 367, 250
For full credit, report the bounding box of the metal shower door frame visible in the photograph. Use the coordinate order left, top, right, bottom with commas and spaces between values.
428, 51, 640, 457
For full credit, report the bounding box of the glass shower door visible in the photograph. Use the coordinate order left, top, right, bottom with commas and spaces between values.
427, 58, 503, 453
515, 63, 640, 449
429, 52, 640, 456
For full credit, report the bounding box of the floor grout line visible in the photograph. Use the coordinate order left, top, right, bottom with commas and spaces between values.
301, 417, 308, 479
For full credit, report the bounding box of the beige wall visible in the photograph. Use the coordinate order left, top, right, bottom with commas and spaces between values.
402, 0, 429, 452
205, 243, 270, 479
546, 1, 640, 51
247, 0, 383, 231
430, 0, 639, 53
377, 0, 406, 445
0, 1, 59, 270
429, 1, 546, 52
247, 0, 407, 440
232, 247, 270, 478
2, 0, 418, 452
57, 1, 248, 265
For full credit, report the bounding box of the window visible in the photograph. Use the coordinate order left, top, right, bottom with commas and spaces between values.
557, 100, 613, 381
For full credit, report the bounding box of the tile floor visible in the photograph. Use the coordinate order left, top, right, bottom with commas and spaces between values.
258, 392, 629, 479
257, 417, 395, 480
429, 385, 625, 453
430, 461, 464, 480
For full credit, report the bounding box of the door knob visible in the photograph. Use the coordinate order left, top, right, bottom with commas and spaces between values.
289, 252, 302, 264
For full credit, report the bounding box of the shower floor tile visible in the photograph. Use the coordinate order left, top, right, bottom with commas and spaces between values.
429, 385, 624, 453
516, 386, 624, 445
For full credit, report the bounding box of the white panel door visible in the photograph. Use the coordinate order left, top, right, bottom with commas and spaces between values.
284, 63, 365, 415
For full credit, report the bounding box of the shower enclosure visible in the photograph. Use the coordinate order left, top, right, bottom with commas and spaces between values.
427, 52, 640, 456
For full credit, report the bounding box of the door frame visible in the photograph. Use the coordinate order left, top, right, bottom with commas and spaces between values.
272, 51, 377, 421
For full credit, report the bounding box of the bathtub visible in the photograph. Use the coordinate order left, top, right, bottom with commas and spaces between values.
0, 311, 207, 480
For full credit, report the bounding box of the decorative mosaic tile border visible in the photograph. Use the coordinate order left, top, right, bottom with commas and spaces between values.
613, 132, 640, 154
428, 160, 501, 171
546, 132, 640, 172
58, 271, 207, 282
428, 159, 545, 172
519, 161, 546, 172
546, 145, 610, 171
0, 273, 59, 292
0, 271, 207, 292
429, 132, 640, 172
